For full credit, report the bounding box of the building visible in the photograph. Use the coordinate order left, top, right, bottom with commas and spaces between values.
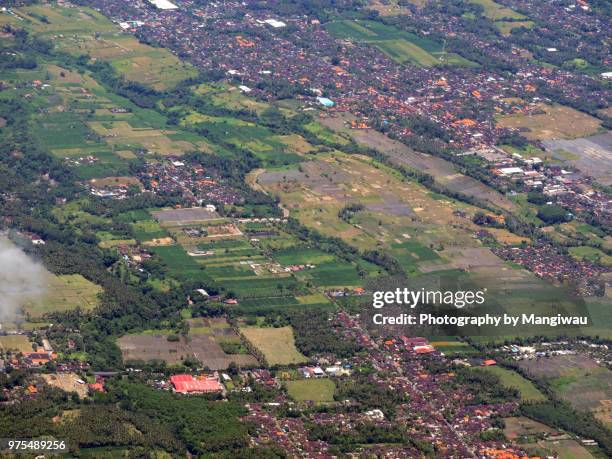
147, 0, 178, 10
170, 374, 223, 394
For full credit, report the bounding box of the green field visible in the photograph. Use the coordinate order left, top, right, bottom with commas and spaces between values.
25, 274, 103, 318
286, 379, 336, 402
241, 326, 308, 366
325, 20, 476, 67
568, 246, 612, 266
150, 245, 209, 282
1, 5, 197, 90
0, 335, 34, 353
478, 366, 546, 402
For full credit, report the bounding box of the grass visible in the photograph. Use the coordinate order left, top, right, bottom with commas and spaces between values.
497, 104, 602, 141
478, 366, 546, 402
24, 274, 103, 318
0, 335, 33, 353
325, 20, 476, 67
9, 4, 197, 90
240, 326, 308, 366
286, 379, 335, 402
568, 246, 612, 266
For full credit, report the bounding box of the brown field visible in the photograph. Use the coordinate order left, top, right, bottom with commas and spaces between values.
497, 104, 602, 141
504, 417, 595, 459
89, 176, 142, 188
486, 228, 530, 245
518, 354, 612, 415
142, 237, 175, 247
118, 318, 257, 369
257, 152, 488, 264
152, 207, 222, 225
320, 113, 515, 211
42, 373, 89, 399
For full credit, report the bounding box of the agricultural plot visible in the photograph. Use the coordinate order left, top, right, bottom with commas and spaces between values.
88, 121, 200, 156
468, 0, 533, 34
497, 104, 602, 141
542, 132, 612, 186
42, 373, 89, 399
256, 153, 485, 269
568, 246, 612, 267
6, 5, 196, 90
478, 366, 546, 401
0, 335, 33, 353
286, 379, 336, 402
518, 354, 612, 420
152, 207, 221, 225
325, 20, 476, 67
240, 326, 308, 366
504, 417, 595, 459
182, 113, 302, 166
319, 113, 515, 212
150, 245, 207, 283
118, 318, 257, 369
24, 274, 103, 318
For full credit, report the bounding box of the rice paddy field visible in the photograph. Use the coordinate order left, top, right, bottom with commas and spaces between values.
0, 5, 196, 90
325, 20, 476, 67
240, 326, 308, 366
181, 113, 302, 166
497, 104, 603, 141
504, 417, 596, 459
24, 274, 103, 318
477, 366, 546, 401
286, 379, 336, 402
117, 318, 257, 369
518, 354, 612, 425
0, 335, 34, 353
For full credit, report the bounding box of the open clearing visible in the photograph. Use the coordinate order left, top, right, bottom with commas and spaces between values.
478, 366, 546, 401
518, 354, 612, 418
152, 207, 221, 225
118, 318, 257, 369
24, 274, 103, 318
542, 132, 612, 186
1, 5, 196, 90
504, 417, 595, 459
319, 113, 515, 211
325, 20, 475, 67
0, 335, 33, 353
241, 326, 307, 366
42, 373, 89, 398
497, 104, 602, 141
286, 379, 335, 402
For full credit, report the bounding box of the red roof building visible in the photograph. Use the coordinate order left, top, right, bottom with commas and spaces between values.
170, 374, 223, 394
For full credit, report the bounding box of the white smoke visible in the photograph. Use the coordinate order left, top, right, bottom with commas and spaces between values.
0, 235, 49, 320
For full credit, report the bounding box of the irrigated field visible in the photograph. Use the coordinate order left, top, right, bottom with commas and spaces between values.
325, 20, 476, 67
241, 326, 307, 366
478, 366, 546, 401
0, 5, 196, 90
25, 274, 103, 318
518, 354, 612, 424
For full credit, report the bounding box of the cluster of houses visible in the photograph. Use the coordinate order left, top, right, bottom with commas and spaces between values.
138, 158, 243, 205
493, 244, 608, 296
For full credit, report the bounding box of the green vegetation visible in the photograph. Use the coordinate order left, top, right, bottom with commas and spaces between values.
241, 326, 308, 366
325, 20, 476, 67
478, 366, 546, 402
286, 379, 336, 402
